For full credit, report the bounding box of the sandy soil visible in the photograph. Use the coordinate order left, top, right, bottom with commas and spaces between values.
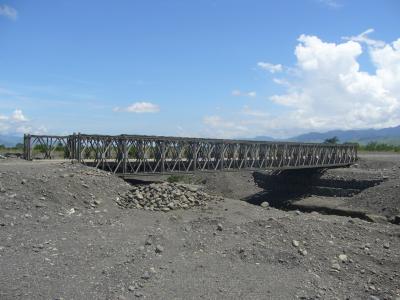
0, 156, 399, 299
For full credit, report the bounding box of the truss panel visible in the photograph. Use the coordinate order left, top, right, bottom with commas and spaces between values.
23, 133, 358, 174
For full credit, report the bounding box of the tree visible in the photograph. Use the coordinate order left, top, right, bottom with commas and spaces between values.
324, 136, 339, 144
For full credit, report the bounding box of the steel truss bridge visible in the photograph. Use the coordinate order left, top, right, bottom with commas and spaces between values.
23, 133, 358, 175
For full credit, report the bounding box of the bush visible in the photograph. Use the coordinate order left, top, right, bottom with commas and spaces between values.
324, 136, 339, 144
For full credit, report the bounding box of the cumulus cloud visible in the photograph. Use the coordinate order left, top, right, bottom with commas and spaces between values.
231, 90, 257, 97
203, 30, 400, 138
0, 109, 46, 135
269, 32, 400, 131
113, 102, 160, 113
257, 62, 283, 73
0, 4, 17, 20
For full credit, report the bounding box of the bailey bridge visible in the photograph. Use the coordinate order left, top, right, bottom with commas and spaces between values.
23, 133, 357, 177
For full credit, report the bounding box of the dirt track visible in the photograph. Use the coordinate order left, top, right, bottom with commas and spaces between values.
0, 155, 399, 299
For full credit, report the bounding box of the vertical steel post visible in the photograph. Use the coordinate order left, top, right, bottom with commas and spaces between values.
71, 133, 76, 160
220, 142, 224, 170
23, 134, 27, 160
193, 142, 197, 171
77, 133, 81, 162
161, 141, 165, 173
26, 134, 32, 160
122, 137, 127, 174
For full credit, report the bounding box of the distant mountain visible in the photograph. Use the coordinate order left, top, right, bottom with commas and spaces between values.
246, 135, 276, 141
0, 135, 23, 147
288, 125, 400, 145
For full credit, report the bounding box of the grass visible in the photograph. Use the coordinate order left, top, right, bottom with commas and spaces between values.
358, 142, 400, 153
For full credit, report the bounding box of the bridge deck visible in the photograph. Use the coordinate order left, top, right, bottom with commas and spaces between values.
23, 133, 358, 174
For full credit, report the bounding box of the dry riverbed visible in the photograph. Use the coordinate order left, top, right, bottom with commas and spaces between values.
0, 156, 399, 299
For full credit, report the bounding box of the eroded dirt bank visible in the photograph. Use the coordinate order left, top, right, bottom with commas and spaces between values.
0, 157, 399, 299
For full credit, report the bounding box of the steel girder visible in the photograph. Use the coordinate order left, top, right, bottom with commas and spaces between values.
23, 133, 358, 174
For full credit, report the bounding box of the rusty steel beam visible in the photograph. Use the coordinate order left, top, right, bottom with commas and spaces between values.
23, 133, 358, 174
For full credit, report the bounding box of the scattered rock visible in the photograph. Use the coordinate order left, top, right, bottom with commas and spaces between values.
155, 245, 164, 253
299, 249, 307, 256
134, 291, 144, 298
338, 254, 348, 262
331, 262, 341, 271
260, 201, 270, 208
292, 240, 300, 248
383, 243, 390, 249
141, 271, 151, 280
128, 285, 135, 291
217, 223, 223, 231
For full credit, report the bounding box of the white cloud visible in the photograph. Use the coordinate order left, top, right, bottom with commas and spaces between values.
268, 32, 400, 131
231, 90, 257, 97
203, 30, 400, 138
0, 4, 17, 20
342, 28, 385, 48
11, 109, 28, 122
257, 62, 283, 73
0, 109, 45, 135
113, 102, 160, 113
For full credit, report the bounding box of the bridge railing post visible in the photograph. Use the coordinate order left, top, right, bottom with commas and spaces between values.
71, 133, 76, 160
220, 142, 224, 170
23, 134, 32, 160
192, 142, 197, 172
122, 137, 127, 174
77, 133, 82, 162
161, 141, 165, 173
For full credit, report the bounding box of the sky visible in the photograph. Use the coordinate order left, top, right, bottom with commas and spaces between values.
0, 0, 400, 139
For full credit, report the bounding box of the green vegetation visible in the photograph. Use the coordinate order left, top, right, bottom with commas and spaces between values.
0, 143, 24, 155
322, 137, 400, 152
167, 174, 188, 183
324, 136, 339, 144
358, 142, 400, 152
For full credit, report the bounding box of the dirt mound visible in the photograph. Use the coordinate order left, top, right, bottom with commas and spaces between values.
0, 159, 132, 212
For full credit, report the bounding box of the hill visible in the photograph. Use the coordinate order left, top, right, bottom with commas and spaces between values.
289, 126, 400, 145
0, 135, 23, 147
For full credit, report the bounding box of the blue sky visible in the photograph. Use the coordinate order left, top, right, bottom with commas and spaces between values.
1, 0, 400, 138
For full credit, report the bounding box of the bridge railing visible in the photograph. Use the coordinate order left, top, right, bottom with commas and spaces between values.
23, 133, 358, 173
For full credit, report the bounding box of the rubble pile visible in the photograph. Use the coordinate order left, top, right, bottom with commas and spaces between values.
117, 182, 222, 211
